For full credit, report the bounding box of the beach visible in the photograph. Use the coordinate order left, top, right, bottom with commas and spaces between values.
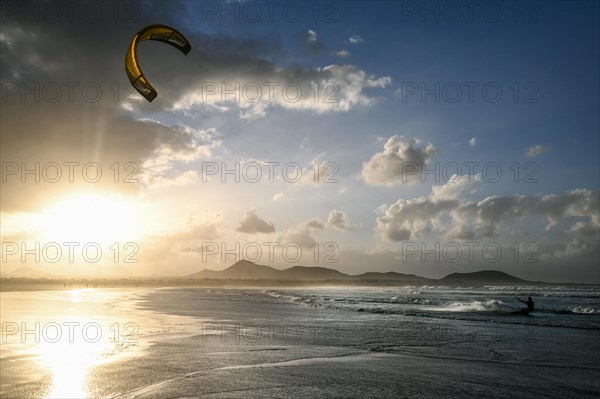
1, 286, 599, 398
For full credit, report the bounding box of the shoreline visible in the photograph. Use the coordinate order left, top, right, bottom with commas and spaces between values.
102, 287, 600, 398
2, 278, 598, 293
2, 287, 599, 398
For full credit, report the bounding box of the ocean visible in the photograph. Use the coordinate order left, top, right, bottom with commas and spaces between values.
1, 285, 599, 398
260, 285, 600, 329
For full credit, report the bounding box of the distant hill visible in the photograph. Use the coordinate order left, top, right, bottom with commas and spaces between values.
282, 266, 350, 281
3, 267, 55, 279
188, 261, 350, 281
439, 270, 526, 285
190, 260, 282, 280
186, 261, 530, 286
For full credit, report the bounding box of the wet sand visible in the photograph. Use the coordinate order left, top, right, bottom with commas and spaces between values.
2, 287, 599, 398
99, 288, 599, 398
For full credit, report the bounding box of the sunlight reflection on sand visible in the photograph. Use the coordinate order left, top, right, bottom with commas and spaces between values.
1, 289, 148, 398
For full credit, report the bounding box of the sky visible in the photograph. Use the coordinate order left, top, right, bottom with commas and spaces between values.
0, 0, 598, 282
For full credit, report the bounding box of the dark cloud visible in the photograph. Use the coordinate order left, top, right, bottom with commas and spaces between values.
0, 1, 213, 211
1, 1, 389, 213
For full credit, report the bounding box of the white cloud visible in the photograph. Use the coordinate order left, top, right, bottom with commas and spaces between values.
138, 127, 220, 188
525, 144, 551, 157
281, 218, 325, 248
144, 170, 198, 189
328, 209, 351, 231
348, 35, 364, 44
175, 64, 391, 116
307, 29, 318, 43
361, 136, 436, 186
236, 208, 275, 234
163, 210, 224, 242
431, 174, 481, 202
298, 154, 339, 185
273, 192, 285, 201
375, 176, 599, 258
305, 218, 325, 229
334, 49, 351, 57
377, 196, 458, 241
469, 137, 477, 146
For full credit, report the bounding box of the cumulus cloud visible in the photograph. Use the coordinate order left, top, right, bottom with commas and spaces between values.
297, 154, 340, 185
297, 29, 327, 54
167, 211, 223, 242
236, 208, 275, 234
281, 218, 325, 248
328, 209, 351, 230
361, 136, 436, 186
130, 210, 224, 268
376, 174, 599, 258
149, 28, 391, 118
139, 127, 221, 188
298, 31, 351, 59
275, 210, 349, 249
273, 192, 285, 201
430, 174, 481, 201
348, 35, 364, 44
525, 144, 551, 157
176, 62, 391, 117
305, 218, 326, 229
143, 170, 198, 189
551, 218, 600, 257
469, 137, 477, 146
448, 189, 599, 241
377, 196, 458, 241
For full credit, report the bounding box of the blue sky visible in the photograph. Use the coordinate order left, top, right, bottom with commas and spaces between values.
172, 0, 599, 192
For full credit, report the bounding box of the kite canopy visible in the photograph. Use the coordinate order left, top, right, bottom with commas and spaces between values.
125, 24, 192, 102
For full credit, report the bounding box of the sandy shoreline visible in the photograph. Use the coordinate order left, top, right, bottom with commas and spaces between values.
1, 287, 599, 398
99, 288, 599, 398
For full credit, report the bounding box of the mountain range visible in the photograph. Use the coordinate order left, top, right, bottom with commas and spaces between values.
186, 260, 529, 286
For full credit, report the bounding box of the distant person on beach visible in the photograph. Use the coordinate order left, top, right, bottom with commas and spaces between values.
516, 296, 535, 313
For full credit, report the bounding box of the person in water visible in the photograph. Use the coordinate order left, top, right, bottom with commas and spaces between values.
517, 296, 535, 313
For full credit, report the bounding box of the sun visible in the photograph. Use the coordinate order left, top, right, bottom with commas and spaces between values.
41, 193, 142, 244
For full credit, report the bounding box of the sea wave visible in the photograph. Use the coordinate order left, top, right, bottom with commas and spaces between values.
432, 299, 514, 313
550, 306, 600, 315
260, 288, 600, 330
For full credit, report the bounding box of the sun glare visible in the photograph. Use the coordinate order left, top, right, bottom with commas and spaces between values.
41, 194, 141, 244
